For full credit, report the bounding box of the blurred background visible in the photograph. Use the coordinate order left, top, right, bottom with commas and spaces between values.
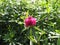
0, 0, 60, 45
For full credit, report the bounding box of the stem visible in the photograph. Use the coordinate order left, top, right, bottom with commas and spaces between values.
29, 28, 33, 45
30, 40, 33, 45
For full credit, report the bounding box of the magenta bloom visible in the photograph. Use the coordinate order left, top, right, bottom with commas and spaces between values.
24, 16, 36, 27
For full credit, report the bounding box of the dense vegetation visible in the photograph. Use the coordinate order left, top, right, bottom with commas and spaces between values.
0, 0, 60, 45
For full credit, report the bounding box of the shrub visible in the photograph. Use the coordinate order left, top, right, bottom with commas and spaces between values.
0, 0, 60, 45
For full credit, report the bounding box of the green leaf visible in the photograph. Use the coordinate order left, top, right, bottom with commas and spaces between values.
34, 26, 44, 32
28, 35, 37, 43
57, 38, 60, 45
55, 30, 60, 34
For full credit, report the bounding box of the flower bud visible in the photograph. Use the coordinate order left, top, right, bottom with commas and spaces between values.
24, 16, 36, 27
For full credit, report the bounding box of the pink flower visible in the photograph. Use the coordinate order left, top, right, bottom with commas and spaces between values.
24, 16, 36, 27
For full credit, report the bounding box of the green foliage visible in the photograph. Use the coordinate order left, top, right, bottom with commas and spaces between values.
0, 0, 60, 45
